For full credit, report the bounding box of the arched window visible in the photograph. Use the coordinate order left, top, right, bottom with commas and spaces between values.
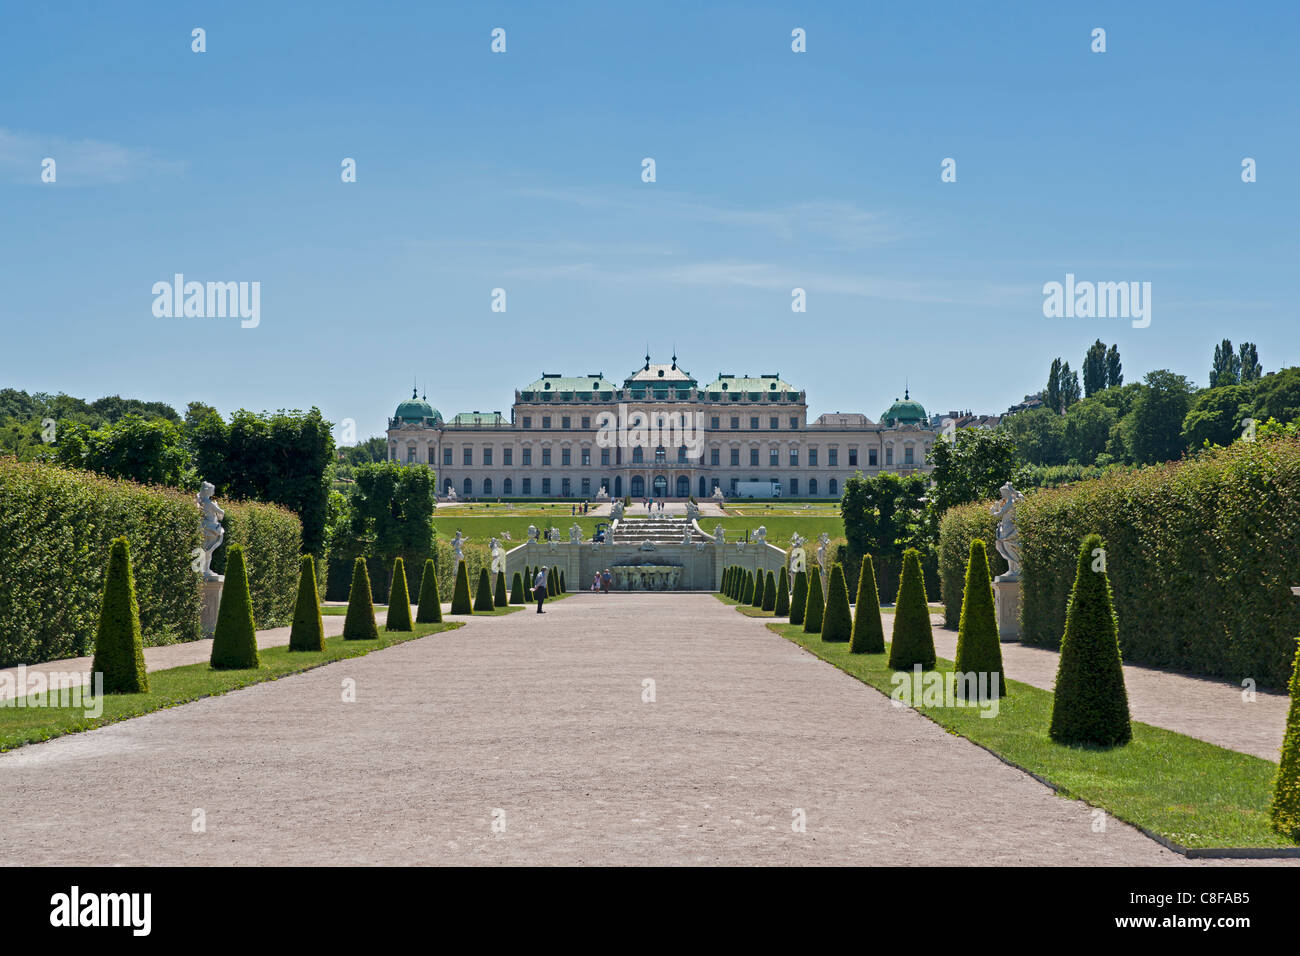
829, 478, 838, 497
676, 475, 689, 497
809, 478, 818, 496
483, 477, 493, 495
698, 475, 707, 497
630, 475, 645, 497
503, 477, 512, 496
653, 475, 668, 497
655, 446, 666, 463
614, 475, 624, 497
443, 478, 452, 494
632, 447, 644, 464
463, 478, 472, 497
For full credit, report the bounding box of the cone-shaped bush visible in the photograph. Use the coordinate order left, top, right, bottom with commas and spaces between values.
888, 549, 935, 670
342, 556, 379, 641
774, 566, 790, 616
1049, 534, 1131, 747
386, 557, 413, 632
742, 571, 754, 604
416, 559, 442, 623
790, 569, 808, 625
211, 545, 261, 666
474, 567, 495, 611
752, 569, 765, 607
953, 540, 1004, 698
1270, 636, 1300, 839
849, 555, 885, 654
510, 571, 525, 604
762, 570, 777, 612
722, 566, 731, 596
495, 570, 508, 607
450, 560, 473, 614
729, 567, 738, 599
803, 565, 824, 634
822, 563, 852, 642
289, 554, 325, 650
559, 569, 566, 593
91, 536, 149, 693
547, 567, 557, 596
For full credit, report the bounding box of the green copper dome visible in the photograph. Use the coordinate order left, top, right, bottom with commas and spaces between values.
394, 388, 440, 424
881, 389, 927, 426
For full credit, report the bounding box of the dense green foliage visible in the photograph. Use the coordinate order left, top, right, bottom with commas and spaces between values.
937, 504, 1007, 627
55, 414, 189, 486
789, 569, 808, 625
1048, 535, 1132, 747
952, 540, 1005, 698
821, 563, 852, 642
325, 461, 435, 602
215, 498, 303, 631
210, 546, 261, 668
288, 554, 325, 651
774, 566, 790, 616
385, 556, 413, 631
888, 549, 936, 671
803, 566, 824, 634
342, 557, 379, 640
415, 559, 442, 623
1271, 638, 1300, 839
90, 538, 149, 693
849, 554, 885, 654
450, 561, 473, 614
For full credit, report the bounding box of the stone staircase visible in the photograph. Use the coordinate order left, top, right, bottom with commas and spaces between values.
612, 515, 704, 544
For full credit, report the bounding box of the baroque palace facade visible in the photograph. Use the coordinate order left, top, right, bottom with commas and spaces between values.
386, 354, 936, 499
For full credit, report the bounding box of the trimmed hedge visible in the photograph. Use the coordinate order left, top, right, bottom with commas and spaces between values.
1272, 637, 1300, 839
822, 563, 852, 642
416, 559, 442, 623
803, 566, 824, 634
937, 505, 1006, 628
752, 569, 765, 608
743, 571, 755, 605
1048, 534, 1131, 747
90, 537, 149, 693
888, 549, 936, 671
288, 554, 325, 651
495, 570, 508, 607
510, 571, 524, 604
210, 546, 260, 668
474, 568, 495, 611
342, 557, 379, 640
837, 545, 940, 615
941, 436, 1300, 688
774, 566, 790, 616
450, 561, 473, 614
214, 498, 302, 631
790, 569, 808, 625
762, 570, 777, 611
386, 556, 413, 631
849, 554, 885, 654
953, 540, 1005, 698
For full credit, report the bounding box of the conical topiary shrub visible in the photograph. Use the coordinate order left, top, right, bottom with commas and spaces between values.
211, 545, 261, 667
91, 536, 149, 693
888, 549, 935, 670
729, 567, 739, 599
803, 565, 824, 634
722, 566, 731, 596
510, 571, 525, 604
821, 563, 852, 642
743, 571, 755, 604
849, 554, 885, 654
953, 540, 1005, 699
762, 570, 777, 612
1049, 534, 1131, 747
342, 556, 379, 641
752, 569, 765, 607
450, 560, 473, 614
790, 569, 808, 625
774, 566, 790, 616
474, 567, 495, 611
559, 569, 566, 593
547, 567, 557, 597
289, 554, 325, 651
416, 559, 442, 623
1271, 634, 1300, 839
495, 570, 508, 607
386, 557, 413, 632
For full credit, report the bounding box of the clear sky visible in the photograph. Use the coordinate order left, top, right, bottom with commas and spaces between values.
2, 1, 1296, 442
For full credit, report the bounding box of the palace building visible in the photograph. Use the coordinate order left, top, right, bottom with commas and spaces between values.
386, 353, 935, 499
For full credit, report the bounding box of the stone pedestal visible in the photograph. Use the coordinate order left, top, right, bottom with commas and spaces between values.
201, 578, 224, 639
993, 578, 1021, 642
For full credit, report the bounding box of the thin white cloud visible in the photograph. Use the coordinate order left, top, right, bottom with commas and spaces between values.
0, 128, 183, 185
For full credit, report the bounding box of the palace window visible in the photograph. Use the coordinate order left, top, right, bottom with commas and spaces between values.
581, 477, 591, 496
407, 447, 415, 463
581, 447, 591, 467
601, 448, 610, 466
542, 416, 551, 429
809, 448, 818, 466
522, 478, 531, 495
848, 449, 857, 467
711, 416, 720, 429
463, 447, 473, 466
730, 448, 739, 466
581, 416, 590, 429
561, 478, 571, 496
749, 417, 759, 429
869, 448, 878, 467
711, 448, 720, 466
886, 446, 894, 465
749, 448, 759, 466
483, 447, 493, 466
443, 448, 453, 466
463, 478, 472, 496
790, 416, 799, 429
769, 417, 778, 429
483, 478, 493, 495
809, 478, 818, 496
522, 416, 532, 429
790, 449, 799, 466
542, 448, 552, 466
828, 448, 838, 467
632, 447, 644, 464
522, 448, 532, 466
504, 477, 513, 495
542, 478, 551, 495
503, 448, 512, 466
730, 417, 739, 429
829, 478, 838, 496
561, 448, 571, 466
905, 446, 914, 464
678, 446, 688, 463
655, 446, 667, 463
561, 416, 571, 429
769, 448, 779, 466
790, 478, 799, 495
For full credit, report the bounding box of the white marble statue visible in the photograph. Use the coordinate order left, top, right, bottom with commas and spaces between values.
753, 526, 767, 548
489, 537, 505, 573
711, 486, 725, 500
527, 524, 540, 542
789, 533, 807, 573
991, 481, 1027, 581
569, 524, 583, 544
685, 500, 700, 521
196, 481, 225, 582
712, 525, 725, 547
681, 525, 693, 545
816, 533, 831, 575
451, 530, 468, 562
611, 500, 625, 520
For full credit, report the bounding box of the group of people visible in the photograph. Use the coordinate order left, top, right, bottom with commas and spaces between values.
531, 565, 612, 613
569, 502, 591, 516
590, 569, 612, 593
642, 498, 665, 512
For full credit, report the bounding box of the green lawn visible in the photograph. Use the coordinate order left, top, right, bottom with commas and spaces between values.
0, 620, 463, 752
717, 597, 1293, 852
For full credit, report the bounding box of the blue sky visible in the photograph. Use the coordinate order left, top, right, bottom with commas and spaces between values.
2, 1, 1296, 442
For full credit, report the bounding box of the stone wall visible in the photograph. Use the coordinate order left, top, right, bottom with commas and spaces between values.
504, 538, 787, 591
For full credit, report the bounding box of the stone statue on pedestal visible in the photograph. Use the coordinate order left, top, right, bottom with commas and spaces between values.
789, 533, 807, 572
816, 533, 830, 575
196, 482, 225, 582
685, 500, 700, 521
991, 482, 1026, 582
489, 537, 505, 573
753, 526, 767, 548
527, 524, 540, 542
451, 530, 468, 563
569, 524, 583, 544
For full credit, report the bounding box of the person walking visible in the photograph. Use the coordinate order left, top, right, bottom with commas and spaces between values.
534, 566, 549, 613
601, 568, 611, 593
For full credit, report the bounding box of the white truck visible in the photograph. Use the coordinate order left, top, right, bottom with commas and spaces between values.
734, 480, 781, 499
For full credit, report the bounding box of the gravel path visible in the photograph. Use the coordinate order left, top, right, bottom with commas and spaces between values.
0, 593, 1278, 865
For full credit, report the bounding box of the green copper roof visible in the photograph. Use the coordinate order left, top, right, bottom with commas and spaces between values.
394, 388, 440, 423
881, 389, 927, 425
520, 373, 618, 393
449, 411, 506, 426
703, 373, 796, 393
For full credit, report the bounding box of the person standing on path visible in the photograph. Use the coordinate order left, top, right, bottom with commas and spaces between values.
534, 566, 549, 613
601, 568, 611, 593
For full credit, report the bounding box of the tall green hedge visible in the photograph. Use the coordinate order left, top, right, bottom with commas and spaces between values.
0, 460, 301, 667
450, 561, 473, 614
752, 569, 765, 607
941, 437, 1300, 688
474, 568, 495, 611
510, 571, 525, 604
937, 504, 1006, 628
495, 570, 508, 607
343, 557, 379, 640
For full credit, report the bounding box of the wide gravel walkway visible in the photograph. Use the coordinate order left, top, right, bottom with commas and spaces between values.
0, 593, 1270, 865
